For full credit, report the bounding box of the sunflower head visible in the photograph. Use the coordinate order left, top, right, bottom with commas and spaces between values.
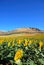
39, 41, 43, 49
24, 39, 28, 46
14, 49, 23, 61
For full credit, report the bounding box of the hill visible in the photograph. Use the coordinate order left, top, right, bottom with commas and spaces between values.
0, 27, 44, 36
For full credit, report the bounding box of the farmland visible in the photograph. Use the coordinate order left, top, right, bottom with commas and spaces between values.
0, 28, 44, 65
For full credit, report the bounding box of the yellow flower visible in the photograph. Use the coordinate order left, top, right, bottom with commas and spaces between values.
14, 49, 23, 61
12, 41, 15, 47
17, 40, 21, 45
39, 41, 43, 49
24, 39, 28, 46
29, 40, 32, 45
8, 42, 10, 47
0, 40, 4, 44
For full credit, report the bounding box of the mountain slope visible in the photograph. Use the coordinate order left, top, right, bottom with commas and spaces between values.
0, 28, 44, 35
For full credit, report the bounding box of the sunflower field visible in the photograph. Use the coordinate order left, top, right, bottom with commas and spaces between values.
0, 37, 44, 65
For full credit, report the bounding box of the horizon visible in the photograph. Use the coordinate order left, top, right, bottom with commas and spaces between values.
0, 0, 44, 31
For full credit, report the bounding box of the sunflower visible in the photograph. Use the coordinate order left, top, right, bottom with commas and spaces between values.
12, 41, 15, 47
8, 42, 10, 47
29, 40, 32, 44
24, 39, 28, 46
17, 39, 21, 45
39, 41, 43, 49
14, 49, 23, 61
0, 39, 4, 44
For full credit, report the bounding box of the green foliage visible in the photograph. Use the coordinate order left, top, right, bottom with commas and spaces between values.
0, 39, 44, 65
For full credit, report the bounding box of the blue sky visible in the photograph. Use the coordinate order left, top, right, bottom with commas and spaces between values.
0, 0, 44, 31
